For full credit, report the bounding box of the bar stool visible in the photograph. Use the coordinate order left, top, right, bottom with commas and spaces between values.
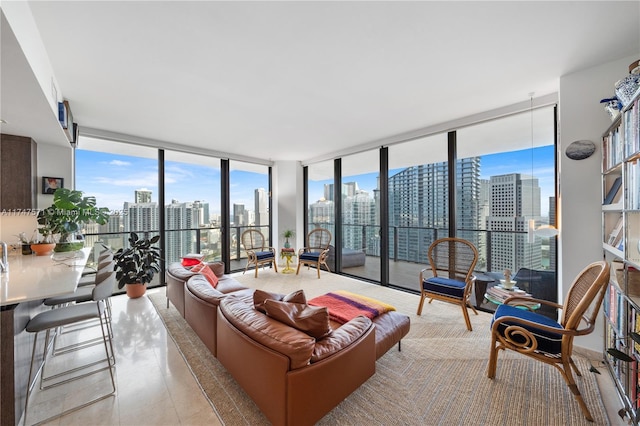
23, 272, 117, 426
43, 265, 116, 356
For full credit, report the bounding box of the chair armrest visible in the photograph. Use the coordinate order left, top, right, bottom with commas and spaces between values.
504, 296, 562, 310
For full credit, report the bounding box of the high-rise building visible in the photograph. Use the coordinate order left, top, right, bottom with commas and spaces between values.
165, 200, 210, 263
135, 188, 152, 203
487, 173, 542, 272
233, 203, 245, 227
254, 188, 268, 226
388, 158, 481, 263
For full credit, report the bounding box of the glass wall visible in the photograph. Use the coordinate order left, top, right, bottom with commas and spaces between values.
75, 137, 160, 286
164, 151, 221, 264
457, 105, 557, 316
229, 160, 271, 271
387, 133, 449, 290
306, 160, 335, 238
341, 150, 380, 280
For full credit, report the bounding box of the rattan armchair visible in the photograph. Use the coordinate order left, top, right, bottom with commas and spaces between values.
487, 260, 610, 421
241, 229, 278, 278
296, 228, 332, 278
417, 237, 479, 330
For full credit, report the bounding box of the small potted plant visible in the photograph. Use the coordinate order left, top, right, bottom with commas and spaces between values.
282, 229, 295, 248
113, 232, 162, 298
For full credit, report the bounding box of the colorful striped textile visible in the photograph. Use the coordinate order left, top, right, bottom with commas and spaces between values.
308, 290, 396, 324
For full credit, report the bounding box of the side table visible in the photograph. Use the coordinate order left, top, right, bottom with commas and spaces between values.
280, 248, 296, 274
472, 272, 496, 308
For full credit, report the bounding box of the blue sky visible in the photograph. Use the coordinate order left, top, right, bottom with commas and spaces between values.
77, 145, 554, 217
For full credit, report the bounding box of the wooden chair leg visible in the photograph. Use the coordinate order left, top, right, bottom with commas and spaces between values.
560, 360, 594, 422
461, 303, 473, 331
487, 332, 499, 379
295, 262, 302, 275
254, 264, 259, 278
416, 293, 426, 315
316, 262, 321, 279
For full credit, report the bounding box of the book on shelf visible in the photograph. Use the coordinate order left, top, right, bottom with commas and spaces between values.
608, 215, 624, 246
603, 176, 622, 205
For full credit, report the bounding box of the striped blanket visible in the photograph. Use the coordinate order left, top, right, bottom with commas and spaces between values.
308, 290, 396, 324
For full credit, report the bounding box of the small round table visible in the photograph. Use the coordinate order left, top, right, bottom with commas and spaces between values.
280, 248, 296, 274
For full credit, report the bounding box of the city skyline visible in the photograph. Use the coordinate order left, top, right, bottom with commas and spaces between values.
77, 145, 554, 217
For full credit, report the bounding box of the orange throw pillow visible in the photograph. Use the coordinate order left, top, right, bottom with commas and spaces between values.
191, 262, 218, 288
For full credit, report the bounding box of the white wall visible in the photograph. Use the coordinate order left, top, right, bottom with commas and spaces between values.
273, 160, 303, 264
559, 54, 639, 352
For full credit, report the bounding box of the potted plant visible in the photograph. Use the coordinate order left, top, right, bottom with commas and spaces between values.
282, 229, 295, 248
37, 188, 110, 252
113, 232, 162, 298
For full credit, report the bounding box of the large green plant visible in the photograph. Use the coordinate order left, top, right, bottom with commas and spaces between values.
37, 188, 110, 243
113, 232, 162, 289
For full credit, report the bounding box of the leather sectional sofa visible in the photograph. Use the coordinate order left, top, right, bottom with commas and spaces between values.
165, 262, 411, 425
166, 262, 253, 356
217, 294, 377, 426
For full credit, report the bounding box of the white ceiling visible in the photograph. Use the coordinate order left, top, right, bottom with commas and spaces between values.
3, 1, 640, 165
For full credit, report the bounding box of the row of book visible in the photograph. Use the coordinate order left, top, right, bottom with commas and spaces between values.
602, 98, 640, 171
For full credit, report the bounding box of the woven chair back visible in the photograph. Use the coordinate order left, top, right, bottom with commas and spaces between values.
428, 237, 478, 281
561, 261, 610, 330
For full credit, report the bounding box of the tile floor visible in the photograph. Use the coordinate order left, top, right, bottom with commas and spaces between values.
24, 287, 625, 426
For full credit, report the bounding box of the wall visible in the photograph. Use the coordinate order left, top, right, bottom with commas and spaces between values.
273, 160, 303, 264
559, 53, 639, 353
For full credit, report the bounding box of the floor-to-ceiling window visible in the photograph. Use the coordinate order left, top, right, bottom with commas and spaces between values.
164, 151, 221, 264
341, 150, 380, 281
75, 137, 160, 288
457, 105, 557, 315
306, 160, 335, 238
229, 160, 271, 272
387, 133, 449, 291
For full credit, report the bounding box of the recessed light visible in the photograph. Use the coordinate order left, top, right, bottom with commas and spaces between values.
0, 119, 7, 124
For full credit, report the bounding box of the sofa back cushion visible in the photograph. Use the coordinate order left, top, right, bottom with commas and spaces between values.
312, 316, 372, 363
263, 299, 331, 339
220, 296, 315, 370
253, 289, 306, 313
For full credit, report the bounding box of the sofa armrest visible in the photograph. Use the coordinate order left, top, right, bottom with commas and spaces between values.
311, 316, 373, 362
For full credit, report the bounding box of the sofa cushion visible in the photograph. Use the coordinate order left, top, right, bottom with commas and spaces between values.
191, 262, 218, 288
263, 299, 331, 339
221, 296, 315, 370
168, 261, 198, 281
186, 275, 225, 304
253, 289, 306, 313
208, 261, 225, 277
311, 316, 372, 362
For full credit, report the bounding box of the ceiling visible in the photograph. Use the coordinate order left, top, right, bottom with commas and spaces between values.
2, 1, 639, 165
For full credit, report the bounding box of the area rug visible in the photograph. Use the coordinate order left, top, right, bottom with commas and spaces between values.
148, 272, 610, 425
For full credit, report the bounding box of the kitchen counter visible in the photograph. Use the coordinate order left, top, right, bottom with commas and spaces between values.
0, 247, 92, 425
1, 248, 91, 307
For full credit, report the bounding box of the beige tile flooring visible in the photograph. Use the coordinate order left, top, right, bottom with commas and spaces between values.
25, 286, 625, 426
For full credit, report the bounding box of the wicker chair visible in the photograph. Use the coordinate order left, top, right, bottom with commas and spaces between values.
241, 229, 277, 278
296, 228, 332, 278
417, 237, 479, 331
487, 260, 610, 421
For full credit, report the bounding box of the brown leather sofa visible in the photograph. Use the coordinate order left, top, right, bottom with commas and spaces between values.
165, 262, 253, 356
217, 295, 377, 426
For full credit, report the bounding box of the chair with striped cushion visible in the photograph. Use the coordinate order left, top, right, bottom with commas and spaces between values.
417, 237, 479, 331
296, 228, 332, 279
487, 260, 610, 421
241, 229, 278, 278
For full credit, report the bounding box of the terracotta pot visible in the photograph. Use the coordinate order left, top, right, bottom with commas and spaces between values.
30, 243, 56, 256
125, 282, 146, 298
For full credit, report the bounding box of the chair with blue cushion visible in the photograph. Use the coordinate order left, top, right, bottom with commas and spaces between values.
417, 237, 479, 330
241, 229, 278, 278
296, 228, 332, 278
486, 260, 610, 421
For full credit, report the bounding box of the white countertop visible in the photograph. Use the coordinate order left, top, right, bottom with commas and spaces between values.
0, 248, 91, 306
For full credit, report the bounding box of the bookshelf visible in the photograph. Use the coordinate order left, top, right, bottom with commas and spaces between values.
602, 86, 640, 423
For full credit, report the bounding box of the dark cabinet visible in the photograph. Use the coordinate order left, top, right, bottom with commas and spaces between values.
0, 134, 37, 210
